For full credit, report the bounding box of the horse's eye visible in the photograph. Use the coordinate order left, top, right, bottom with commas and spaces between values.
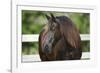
52, 23, 57, 30
49, 38, 52, 43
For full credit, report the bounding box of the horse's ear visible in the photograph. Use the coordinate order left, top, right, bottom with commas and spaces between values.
45, 14, 50, 20
50, 13, 56, 21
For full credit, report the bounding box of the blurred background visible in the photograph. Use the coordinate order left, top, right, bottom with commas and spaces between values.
22, 10, 90, 55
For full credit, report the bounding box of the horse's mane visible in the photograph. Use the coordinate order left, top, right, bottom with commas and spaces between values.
56, 16, 70, 23
56, 16, 81, 49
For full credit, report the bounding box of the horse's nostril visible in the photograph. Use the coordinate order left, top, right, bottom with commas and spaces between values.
44, 45, 50, 53
45, 45, 48, 49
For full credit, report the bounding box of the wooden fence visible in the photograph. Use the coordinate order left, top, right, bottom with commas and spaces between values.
22, 34, 90, 42
22, 34, 90, 62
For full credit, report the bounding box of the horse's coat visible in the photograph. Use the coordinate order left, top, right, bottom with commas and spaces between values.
38, 13, 82, 61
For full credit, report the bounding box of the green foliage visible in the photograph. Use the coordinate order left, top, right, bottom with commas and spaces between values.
81, 41, 90, 52
22, 42, 38, 55
22, 10, 49, 34
68, 13, 90, 34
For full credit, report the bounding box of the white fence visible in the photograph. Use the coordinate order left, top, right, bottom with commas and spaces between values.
22, 52, 90, 62
22, 34, 90, 62
22, 34, 90, 42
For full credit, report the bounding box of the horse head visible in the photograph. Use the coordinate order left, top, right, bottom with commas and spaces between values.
44, 13, 81, 49
41, 13, 81, 60
42, 13, 62, 54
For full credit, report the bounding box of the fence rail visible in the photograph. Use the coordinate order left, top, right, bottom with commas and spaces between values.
22, 52, 90, 62
22, 34, 90, 42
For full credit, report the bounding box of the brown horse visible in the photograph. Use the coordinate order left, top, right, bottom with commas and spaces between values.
39, 13, 82, 61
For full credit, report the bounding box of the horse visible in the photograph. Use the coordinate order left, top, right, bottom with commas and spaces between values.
38, 13, 82, 61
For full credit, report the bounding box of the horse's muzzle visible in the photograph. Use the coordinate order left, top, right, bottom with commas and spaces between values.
43, 45, 51, 54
